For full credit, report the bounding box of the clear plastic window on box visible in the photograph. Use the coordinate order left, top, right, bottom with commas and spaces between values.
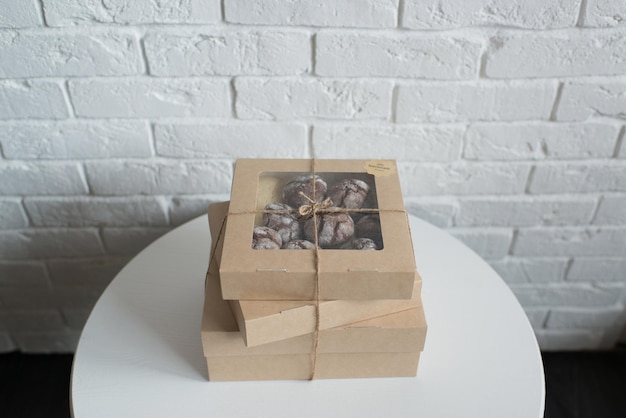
252, 172, 383, 250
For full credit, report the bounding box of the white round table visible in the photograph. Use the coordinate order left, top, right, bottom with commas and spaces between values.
71, 215, 545, 418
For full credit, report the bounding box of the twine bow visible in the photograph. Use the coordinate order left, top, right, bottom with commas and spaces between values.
297, 191, 333, 218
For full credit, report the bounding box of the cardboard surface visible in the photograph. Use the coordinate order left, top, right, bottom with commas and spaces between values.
206, 352, 420, 381
201, 265, 427, 357
202, 218, 427, 381
211, 201, 423, 347
219, 159, 417, 300
232, 276, 423, 347
202, 262, 425, 380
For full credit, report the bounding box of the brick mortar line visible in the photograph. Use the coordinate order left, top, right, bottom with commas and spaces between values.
34, 0, 48, 27
18, 198, 33, 229
563, 257, 575, 282
147, 122, 158, 157
20, 194, 229, 202
0, 157, 239, 164
4, 75, 626, 85
155, 195, 171, 226
0, 119, 620, 128
549, 81, 564, 121
61, 80, 76, 118
3, 24, 626, 35
588, 195, 604, 224
1, 189, 624, 201
229, 77, 237, 118
3, 223, 622, 233
138, 36, 151, 75
396, 0, 406, 28
613, 125, 626, 158
4, 158, 624, 166
19, 115, 615, 126
576, 0, 589, 27
306, 124, 314, 158
220, 0, 226, 22
507, 228, 518, 256
477, 49, 490, 80
5, 192, 621, 201
390, 84, 399, 123
404, 159, 626, 166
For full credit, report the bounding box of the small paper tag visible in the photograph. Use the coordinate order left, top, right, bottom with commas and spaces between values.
365, 160, 395, 176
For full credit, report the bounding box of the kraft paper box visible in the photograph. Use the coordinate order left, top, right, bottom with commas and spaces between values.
209, 201, 423, 347
205, 352, 421, 381
230, 280, 422, 347
219, 159, 417, 300
201, 256, 427, 381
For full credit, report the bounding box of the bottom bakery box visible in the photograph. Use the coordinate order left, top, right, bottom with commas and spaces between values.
201, 262, 426, 381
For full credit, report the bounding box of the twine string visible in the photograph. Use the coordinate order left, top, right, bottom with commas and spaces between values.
309, 159, 322, 380
214, 160, 406, 381
297, 191, 333, 218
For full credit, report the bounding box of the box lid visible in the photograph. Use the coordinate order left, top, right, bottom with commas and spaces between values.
218, 159, 417, 300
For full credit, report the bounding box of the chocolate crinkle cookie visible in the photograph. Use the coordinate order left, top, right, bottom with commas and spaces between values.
340, 238, 378, 250
304, 212, 354, 248
327, 178, 370, 209
252, 226, 282, 250
355, 214, 383, 249
263, 203, 301, 243
282, 175, 327, 208
282, 240, 316, 250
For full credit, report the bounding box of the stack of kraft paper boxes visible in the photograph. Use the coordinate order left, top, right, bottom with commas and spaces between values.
201, 159, 427, 381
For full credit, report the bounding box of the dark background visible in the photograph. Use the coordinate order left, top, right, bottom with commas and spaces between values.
1, 349, 626, 418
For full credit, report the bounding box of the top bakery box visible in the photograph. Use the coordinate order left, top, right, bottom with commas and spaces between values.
218, 159, 417, 301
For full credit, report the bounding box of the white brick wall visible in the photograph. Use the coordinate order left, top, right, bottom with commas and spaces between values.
556, 80, 626, 121
0, 30, 143, 78
584, 0, 626, 27
84, 160, 233, 195
315, 32, 483, 79
399, 162, 531, 195
395, 81, 558, 123
312, 124, 464, 161
0, 200, 28, 229
0, 262, 48, 287
235, 78, 393, 120
24, 197, 169, 227
0, 0, 42, 28
568, 258, 626, 281
0, 229, 104, 259
68, 78, 232, 118
485, 31, 626, 78
0, 162, 87, 195
0, 80, 68, 119
455, 196, 597, 226
144, 30, 311, 76
529, 162, 626, 193
169, 196, 229, 225
154, 122, 308, 158
402, 0, 579, 29
513, 227, 626, 256
464, 122, 620, 160
0, 0, 625, 353
0, 120, 153, 159
489, 258, 569, 283
224, 0, 399, 28
42, 0, 221, 26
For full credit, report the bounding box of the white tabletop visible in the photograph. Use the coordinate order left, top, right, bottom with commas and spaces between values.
71, 215, 545, 418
